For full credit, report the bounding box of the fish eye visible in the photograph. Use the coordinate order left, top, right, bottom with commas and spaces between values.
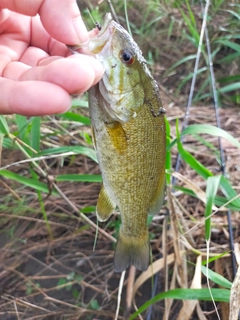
120, 49, 135, 65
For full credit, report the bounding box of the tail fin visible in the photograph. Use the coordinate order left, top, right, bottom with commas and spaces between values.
114, 229, 149, 272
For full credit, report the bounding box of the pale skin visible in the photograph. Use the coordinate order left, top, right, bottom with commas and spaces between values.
0, 0, 104, 116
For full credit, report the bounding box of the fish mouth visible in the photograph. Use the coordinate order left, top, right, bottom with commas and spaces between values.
98, 13, 113, 36
88, 13, 116, 55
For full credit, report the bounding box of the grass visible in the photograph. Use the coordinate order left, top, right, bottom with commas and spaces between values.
0, 0, 240, 319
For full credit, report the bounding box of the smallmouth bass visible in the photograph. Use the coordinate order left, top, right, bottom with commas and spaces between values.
88, 13, 166, 272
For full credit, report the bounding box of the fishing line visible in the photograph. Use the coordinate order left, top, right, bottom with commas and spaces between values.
107, 0, 119, 24
172, 0, 210, 185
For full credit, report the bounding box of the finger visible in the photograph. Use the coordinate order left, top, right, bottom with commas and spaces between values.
0, 78, 72, 116
14, 55, 104, 94
0, 0, 89, 45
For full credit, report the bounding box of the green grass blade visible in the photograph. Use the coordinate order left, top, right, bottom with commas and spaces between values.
165, 54, 197, 75
56, 174, 102, 183
129, 288, 230, 319
30, 168, 52, 237
39, 146, 97, 162
204, 175, 221, 240
177, 67, 207, 92
58, 112, 91, 125
218, 75, 240, 84
178, 5, 199, 45
0, 116, 10, 134
181, 124, 240, 149
31, 117, 41, 153
218, 52, 240, 63
15, 115, 30, 145
219, 82, 240, 93
202, 252, 230, 265
174, 186, 240, 211
215, 39, 240, 53
220, 175, 240, 207
201, 265, 232, 289
0, 169, 58, 195
176, 121, 213, 179
185, 0, 197, 28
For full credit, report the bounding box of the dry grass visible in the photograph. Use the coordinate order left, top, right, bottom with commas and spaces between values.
0, 97, 239, 319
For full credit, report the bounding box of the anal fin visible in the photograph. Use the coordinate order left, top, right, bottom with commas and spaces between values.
96, 185, 116, 222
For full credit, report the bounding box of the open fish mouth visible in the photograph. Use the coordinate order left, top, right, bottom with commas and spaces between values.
88, 13, 116, 56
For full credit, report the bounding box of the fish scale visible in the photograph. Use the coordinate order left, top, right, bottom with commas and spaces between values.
88, 13, 166, 272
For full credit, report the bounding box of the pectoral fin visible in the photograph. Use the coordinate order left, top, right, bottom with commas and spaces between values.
96, 185, 116, 222
105, 121, 128, 154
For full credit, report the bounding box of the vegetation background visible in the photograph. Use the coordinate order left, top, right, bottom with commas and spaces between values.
0, 0, 240, 319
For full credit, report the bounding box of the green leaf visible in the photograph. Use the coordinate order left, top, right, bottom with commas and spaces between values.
129, 288, 230, 319
56, 174, 102, 183
90, 299, 100, 310
201, 265, 232, 289
57, 278, 67, 288
204, 175, 221, 240
81, 206, 96, 213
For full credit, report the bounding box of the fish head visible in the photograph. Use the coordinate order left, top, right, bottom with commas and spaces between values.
89, 13, 152, 122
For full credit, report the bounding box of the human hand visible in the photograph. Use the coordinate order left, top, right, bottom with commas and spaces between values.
0, 0, 104, 116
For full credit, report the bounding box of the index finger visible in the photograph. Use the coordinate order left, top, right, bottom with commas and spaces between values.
0, 0, 88, 45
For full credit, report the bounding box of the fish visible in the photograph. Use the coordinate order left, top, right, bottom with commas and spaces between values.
88, 13, 166, 272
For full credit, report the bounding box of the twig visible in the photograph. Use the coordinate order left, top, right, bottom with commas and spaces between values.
125, 266, 136, 319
